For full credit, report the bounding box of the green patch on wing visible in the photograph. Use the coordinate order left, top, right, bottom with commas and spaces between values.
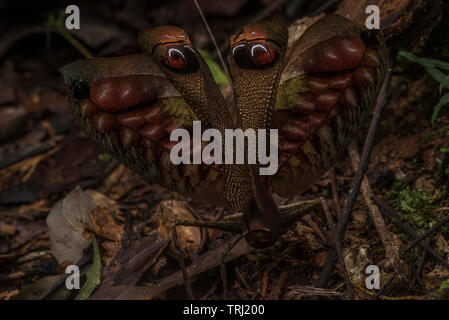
275, 75, 307, 111
161, 97, 199, 126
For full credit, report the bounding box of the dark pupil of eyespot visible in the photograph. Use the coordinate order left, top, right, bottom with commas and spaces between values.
233, 43, 276, 69
167, 48, 185, 68
71, 78, 90, 100
164, 45, 199, 73
252, 44, 273, 65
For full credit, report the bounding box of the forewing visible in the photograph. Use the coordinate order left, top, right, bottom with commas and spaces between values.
271, 14, 388, 197
60, 54, 226, 206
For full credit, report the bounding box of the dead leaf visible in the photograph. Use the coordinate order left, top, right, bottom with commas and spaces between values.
85, 189, 121, 215
89, 207, 124, 241
343, 244, 371, 287
151, 200, 205, 259
46, 186, 96, 266
11, 274, 65, 300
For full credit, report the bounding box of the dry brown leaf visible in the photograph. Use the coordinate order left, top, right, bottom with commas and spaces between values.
151, 200, 205, 259
89, 207, 124, 241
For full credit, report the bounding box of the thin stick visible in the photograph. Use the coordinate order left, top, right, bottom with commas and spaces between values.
316, 66, 392, 289
321, 198, 354, 299
336, 67, 392, 238
354, 284, 425, 300
117, 237, 251, 299
47, 22, 93, 59
249, 0, 287, 24
416, 246, 427, 280
170, 222, 195, 299
193, 0, 231, 82
402, 216, 449, 254
348, 142, 403, 277
217, 0, 288, 56
221, 233, 245, 299
371, 195, 449, 270
329, 168, 341, 215
373, 273, 396, 300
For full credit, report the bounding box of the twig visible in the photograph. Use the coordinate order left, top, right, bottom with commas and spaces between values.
193, 0, 230, 82
0, 140, 57, 170
251, 288, 261, 300
216, 0, 287, 57
373, 272, 396, 300
336, 66, 392, 240
309, 0, 340, 16
348, 142, 403, 277
402, 216, 449, 254
202, 278, 219, 299
371, 195, 449, 270
248, 0, 288, 24
170, 222, 195, 299
329, 168, 341, 215
221, 233, 245, 299
261, 268, 270, 299
48, 24, 93, 59
354, 284, 425, 300
268, 270, 288, 299
235, 267, 253, 296
316, 66, 392, 289
416, 245, 427, 280
321, 198, 354, 299
115, 237, 251, 299
287, 285, 344, 298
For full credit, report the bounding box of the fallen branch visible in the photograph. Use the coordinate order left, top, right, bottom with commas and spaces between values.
316, 66, 393, 289
371, 195, 449, 270
286, 285, 344, 298
321, 198, 354, 299
348, 142, 403, 276
402, 216, 449, 254
111, 238, 252, 300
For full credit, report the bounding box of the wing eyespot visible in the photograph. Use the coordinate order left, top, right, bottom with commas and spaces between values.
71, 78, 90, 100
231, 42, 278, 69
162, 44, 199, 73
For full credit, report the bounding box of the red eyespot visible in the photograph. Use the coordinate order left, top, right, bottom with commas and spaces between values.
162, 44, 199, 73
232, 41, 278, 69
232, 44, 254, 69
166, 47, 186, 69
251, 44, 274, 65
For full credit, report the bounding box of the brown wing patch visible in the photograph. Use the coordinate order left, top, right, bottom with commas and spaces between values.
271, 15, 388, 198
61, 54, 226, 207
273, 34, 383, 169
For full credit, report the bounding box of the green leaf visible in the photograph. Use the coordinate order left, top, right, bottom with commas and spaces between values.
431, 92, 449, 125
425, 67, 447, 83
440, 278, 449, 290
421, 125, 449, 143
399, 51, 449, 70
199, 49, 229, 85
439, 74, 449, 94
74, 237, 101, 300
98, 153, 112, 163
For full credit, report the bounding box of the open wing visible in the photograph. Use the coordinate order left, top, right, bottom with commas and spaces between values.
270, 14, 388, 197
60, 27, 232, 207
